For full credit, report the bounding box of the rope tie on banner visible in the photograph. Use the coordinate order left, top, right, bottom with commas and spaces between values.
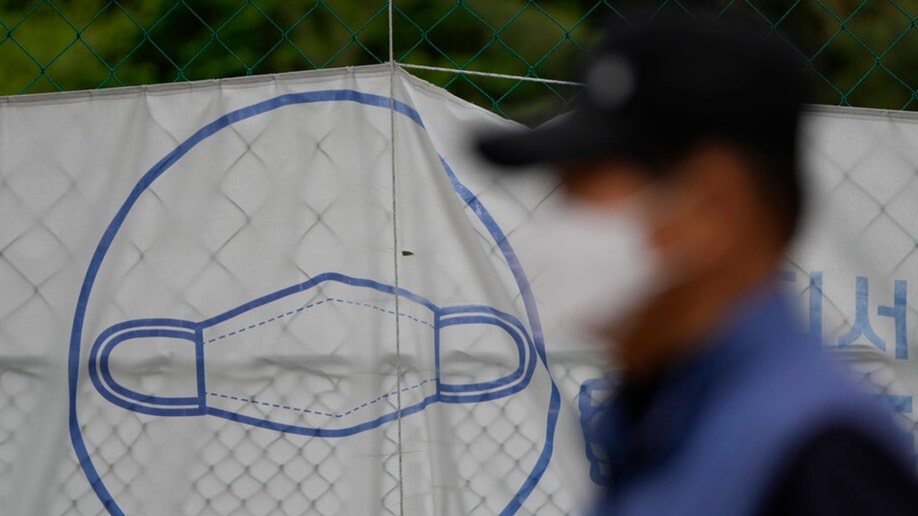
385, 7, 580, 514
386, 1, 406, 516
399, 63, 583, 86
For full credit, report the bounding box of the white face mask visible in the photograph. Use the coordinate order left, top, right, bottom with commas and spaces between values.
517, 198, 662, 337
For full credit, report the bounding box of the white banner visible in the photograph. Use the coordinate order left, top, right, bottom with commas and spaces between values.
788, 106, 918, 449
0, 65, 916, 515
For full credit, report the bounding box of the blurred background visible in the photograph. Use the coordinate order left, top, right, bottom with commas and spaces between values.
1, 3, 918, 514
2, 0, 918, 121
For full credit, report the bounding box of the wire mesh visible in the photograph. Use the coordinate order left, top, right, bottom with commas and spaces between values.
3, 1, 918, 515
2, 1, 918, 118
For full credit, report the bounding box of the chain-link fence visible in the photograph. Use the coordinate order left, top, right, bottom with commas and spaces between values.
3, 2, 918, 515
2, 1, 918, 118
0, 65, 597, 515
788, 106, 918, 449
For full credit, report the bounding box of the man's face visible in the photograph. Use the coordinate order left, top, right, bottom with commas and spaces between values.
559, 160, 655, 211
558, 159, 670, 282
547, 159, 670, 339
552, 146, 785, 356
559, 147, 765, 286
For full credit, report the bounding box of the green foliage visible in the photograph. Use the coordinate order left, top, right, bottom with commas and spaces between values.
0, 1, 390, 92
1, 1, 917, 118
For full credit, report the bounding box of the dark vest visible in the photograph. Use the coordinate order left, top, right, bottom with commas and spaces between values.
591, 288, 913, 516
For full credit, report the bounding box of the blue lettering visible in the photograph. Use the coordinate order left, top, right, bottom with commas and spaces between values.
877, 280, 908, 360
838, 276, 908, 360
839, 276, 887, 352
781, 270, 823, 346
879, 394, 913, 414
578, 378, 615, 485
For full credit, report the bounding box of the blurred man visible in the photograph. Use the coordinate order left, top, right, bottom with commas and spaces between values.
477, 13, 918, 516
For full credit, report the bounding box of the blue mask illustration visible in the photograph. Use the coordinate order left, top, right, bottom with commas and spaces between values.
88, 272, 536, 437
69, 82, 560, 516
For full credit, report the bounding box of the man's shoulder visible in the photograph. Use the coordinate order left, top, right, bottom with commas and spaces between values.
713, 288, 880, 421
705, 315, 907, 463
672, 291, 915, 513
760, 425, 918, 516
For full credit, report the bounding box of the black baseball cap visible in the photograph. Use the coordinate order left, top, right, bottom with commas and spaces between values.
476, 14, 811, 172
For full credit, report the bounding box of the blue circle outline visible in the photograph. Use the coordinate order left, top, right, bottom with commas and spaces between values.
68, 89, 560, 515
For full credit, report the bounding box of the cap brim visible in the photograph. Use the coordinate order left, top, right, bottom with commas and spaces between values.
475, 110, 630, 169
